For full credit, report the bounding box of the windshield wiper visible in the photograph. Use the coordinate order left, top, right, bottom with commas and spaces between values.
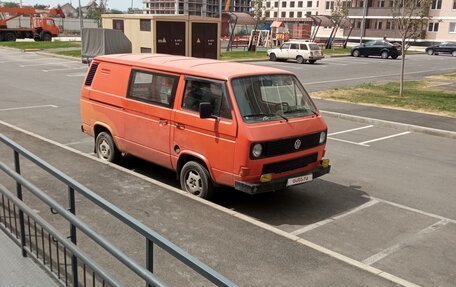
284, 107, 319, 116
243, 113, 288, 122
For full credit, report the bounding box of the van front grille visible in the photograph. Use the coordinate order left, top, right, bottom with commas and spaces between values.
262, 132, 322, 157
262, 153, 318, 174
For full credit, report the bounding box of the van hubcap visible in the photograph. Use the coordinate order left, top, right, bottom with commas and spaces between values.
185, 171, 202, 195
99, 140, 111, 159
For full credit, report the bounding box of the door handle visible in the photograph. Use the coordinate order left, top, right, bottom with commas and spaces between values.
159, 119, 168, 126
175, 123, 185, 130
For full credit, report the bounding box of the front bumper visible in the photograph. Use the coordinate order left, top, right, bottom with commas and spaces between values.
234, 165, 331, 195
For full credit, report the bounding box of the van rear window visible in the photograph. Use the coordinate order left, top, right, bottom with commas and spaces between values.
127, 70, 178, 107
84, 63, 99, 86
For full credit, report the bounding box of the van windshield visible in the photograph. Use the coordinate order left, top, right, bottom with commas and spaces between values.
231, 75, 318, 123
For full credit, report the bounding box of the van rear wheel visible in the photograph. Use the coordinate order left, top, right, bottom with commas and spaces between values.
269, 53, 277, 61
296, 56, 304, 64
180, 161, 213, 199
95, 132, 121, 163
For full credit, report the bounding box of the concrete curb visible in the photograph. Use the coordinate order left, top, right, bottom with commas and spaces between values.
322, 110, 456, 139
35, 51, 81, 62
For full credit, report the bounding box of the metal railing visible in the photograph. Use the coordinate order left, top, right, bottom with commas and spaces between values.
0, 133, 237, 287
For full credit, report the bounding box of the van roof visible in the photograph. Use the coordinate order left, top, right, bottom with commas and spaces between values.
94, 54, 293, 81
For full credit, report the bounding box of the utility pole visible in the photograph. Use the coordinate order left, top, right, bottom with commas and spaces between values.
359, 0, 368, 44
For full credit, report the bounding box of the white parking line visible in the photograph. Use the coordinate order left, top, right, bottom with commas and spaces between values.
328, 125, 374, 136
359, 131, 411, 145
303, 67, 456, 85
0, 105, 58, 112
328, 137, 370, 147
362, 219, 449, 266
63, 139, 93, 146
43, 66, 86, 72
0, 119, 422, 287
67, 73, 87, 77
291, 199, 379, 235
20, 62, 70, 67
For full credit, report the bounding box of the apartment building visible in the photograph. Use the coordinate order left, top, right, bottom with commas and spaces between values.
347, 0, 456, 43
143, 0, 251, 17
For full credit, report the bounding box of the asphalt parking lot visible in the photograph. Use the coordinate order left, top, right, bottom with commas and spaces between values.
1, 48, 456, 286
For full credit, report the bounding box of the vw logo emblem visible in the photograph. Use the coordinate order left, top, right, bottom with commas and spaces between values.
294, 139, 301, 150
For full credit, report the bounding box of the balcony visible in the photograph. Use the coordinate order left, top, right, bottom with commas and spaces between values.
349, 7, 394, 17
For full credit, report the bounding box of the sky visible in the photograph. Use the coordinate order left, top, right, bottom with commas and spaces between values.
11, 0, 143, 10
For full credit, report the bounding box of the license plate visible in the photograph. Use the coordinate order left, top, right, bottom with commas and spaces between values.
286, 174, 313, 187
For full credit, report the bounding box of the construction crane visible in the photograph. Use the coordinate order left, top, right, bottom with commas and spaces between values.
0, 7, 65, 41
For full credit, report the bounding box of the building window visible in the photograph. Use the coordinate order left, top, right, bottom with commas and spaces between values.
282, 1, 287, 7
281, 11, 286, 17
375, 20, 383, 29
453, 0, 456, 9
289, 11, 295, 17
378, 0, 385, 7
266, 1, 271, 7
428, 22, 439, 32
307, 0, 312, 7
112, 19, 124, 32
128, 70, 178, 107
431, 0, 441, 9
274, 11, 278, 17
449, 22, 456, 33
298, 1, 303, 7
306, 11, 311, 16
325, 1, 334, 9
140, 19, 151, 31
386, 19, 395, 30
290, 1, 295, 7
316, 1, 319, 7
297, 11, 303, 17
274, 1, 278, 7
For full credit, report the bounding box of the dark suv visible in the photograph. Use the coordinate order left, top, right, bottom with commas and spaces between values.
351, 40, 401, 59
425, 42, 456, 57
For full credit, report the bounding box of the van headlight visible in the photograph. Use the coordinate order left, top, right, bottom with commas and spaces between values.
251, 143, 263, 158
319, 131, 327, 144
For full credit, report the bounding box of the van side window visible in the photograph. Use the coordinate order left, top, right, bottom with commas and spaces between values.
300, 44, 308, 50
182, 79, 231, 119
128, 70, 177, 107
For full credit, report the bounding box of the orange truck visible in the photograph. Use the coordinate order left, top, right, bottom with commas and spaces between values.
0, 7, 65, 42
80, 54, 331, 198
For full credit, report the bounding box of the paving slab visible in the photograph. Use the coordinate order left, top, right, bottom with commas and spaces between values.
0, 231, 59, 287
0, 124, 400, 286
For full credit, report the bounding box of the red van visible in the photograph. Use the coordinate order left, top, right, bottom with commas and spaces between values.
80, 54, 330, 198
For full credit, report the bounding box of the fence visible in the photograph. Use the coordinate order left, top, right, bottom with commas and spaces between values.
5, 17, 99, 32
0, 133, 237, 287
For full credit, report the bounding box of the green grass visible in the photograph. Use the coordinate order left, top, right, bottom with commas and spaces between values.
220, 51, 267, 60
311, 78, 456, 117
0, 41, 81, 50
55, 49, 81, 57
322, 47, 351, 55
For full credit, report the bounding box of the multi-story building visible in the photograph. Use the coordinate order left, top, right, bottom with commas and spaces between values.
263, 0, 322, 19
143, 0, 251, 17
346, 0, 456, 43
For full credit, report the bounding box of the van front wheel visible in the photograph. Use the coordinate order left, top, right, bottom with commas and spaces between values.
95, 132, 121, 163
180, 161, 213, 199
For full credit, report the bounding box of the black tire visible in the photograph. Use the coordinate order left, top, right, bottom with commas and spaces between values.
452, 51, 456, 57
180, 161, 213, 199
391, 55, 398, 59
308, 60, 316, 64
269, 53, 277, 61
352, 49, 360, 57
296, 56, 304, 64
381, 51, 389, 59
95, 131, 121, 163
426, 49, 434, 55
41, 32, 52, 41
4, 32, 16, 42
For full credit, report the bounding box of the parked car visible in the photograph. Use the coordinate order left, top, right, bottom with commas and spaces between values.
425, 42, 456, 57
351, 40, 401, 59
267, 41, 324, 64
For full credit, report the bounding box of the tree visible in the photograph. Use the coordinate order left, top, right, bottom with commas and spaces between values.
2, 2, 20, 8
110, 9, 123, 14
327, 0, 349, 49
34, 4, 49, 9
248, 0, 268, 51
392, 0, 431, 97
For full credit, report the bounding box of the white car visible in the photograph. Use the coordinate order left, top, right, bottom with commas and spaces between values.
267, 41, 324, 64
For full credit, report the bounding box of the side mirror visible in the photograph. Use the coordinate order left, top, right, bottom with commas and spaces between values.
199, 102, 215, 119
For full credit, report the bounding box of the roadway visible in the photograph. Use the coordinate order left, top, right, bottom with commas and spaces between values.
1, 48, 456, 286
